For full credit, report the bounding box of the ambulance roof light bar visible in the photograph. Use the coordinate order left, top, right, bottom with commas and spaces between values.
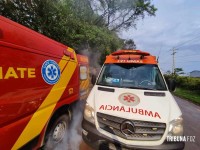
111, 50, 150, 60
111, 50, 150, 57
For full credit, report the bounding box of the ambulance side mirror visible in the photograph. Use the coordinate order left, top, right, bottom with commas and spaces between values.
91, 74, 97, 85
167, 79, 176, 92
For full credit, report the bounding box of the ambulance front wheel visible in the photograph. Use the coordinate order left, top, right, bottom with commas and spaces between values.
45, 114, 69, 149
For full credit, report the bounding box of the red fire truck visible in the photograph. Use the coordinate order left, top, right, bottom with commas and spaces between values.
0, 16, 89, 149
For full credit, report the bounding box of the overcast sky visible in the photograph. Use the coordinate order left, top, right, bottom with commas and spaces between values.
121, 0, 200, 74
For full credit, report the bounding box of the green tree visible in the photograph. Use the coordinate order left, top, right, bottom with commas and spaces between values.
92, 0, 157, 31
174, 68, 184, 75
0, 0, 156, 65
165, 70, 171, 75
122, 39, 136, 49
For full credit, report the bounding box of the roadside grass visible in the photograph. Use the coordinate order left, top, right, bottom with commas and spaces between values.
174, 88, 200, 105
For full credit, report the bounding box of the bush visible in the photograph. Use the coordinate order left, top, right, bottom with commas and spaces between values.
164, 75, 200, 91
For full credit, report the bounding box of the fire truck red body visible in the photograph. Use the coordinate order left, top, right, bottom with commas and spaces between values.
0, 16, 89, 149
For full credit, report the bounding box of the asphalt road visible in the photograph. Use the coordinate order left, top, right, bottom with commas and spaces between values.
79, 96, 200, 150
174, 96, 200, 150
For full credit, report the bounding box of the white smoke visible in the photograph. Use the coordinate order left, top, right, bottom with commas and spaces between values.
64, 101, 84, 150
45, 101, 85, 150
46, 49, 99, 150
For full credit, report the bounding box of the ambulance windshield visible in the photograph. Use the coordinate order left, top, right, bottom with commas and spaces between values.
97, 63, 167, 91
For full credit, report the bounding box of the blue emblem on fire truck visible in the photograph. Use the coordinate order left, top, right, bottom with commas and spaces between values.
41, 60, 61, 84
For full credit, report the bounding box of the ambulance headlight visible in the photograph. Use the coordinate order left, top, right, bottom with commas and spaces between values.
168, 116, 183, 136
84, 103, 95, 124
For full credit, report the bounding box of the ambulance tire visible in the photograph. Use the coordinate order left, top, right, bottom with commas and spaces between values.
44, 114, 69, 149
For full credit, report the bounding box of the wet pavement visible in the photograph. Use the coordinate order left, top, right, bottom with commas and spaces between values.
174, 96, 200, 150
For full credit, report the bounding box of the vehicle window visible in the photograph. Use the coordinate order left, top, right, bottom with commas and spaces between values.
97, 63, 167, 90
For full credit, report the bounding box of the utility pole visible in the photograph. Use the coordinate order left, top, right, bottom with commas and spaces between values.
171, 48, 177, 75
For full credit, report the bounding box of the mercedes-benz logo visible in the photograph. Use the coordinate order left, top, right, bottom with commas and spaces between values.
121, 121, 135, 136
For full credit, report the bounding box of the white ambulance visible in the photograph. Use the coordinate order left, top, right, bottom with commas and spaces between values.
82, 50, 185, 150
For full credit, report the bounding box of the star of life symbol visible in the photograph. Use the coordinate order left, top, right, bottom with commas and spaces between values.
46, 64, 58, 80
123, 95, 135, 103
119, 93, 140, 106
41, 60, 61, 85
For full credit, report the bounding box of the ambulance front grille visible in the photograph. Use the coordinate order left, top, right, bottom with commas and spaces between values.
97, 112, 166, 141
